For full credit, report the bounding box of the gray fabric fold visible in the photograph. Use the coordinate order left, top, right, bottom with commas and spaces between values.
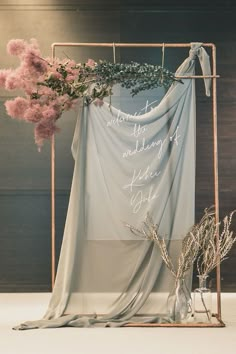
188, 42, 211, 96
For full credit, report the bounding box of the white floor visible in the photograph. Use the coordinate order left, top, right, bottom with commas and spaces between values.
0, 293, 235, 354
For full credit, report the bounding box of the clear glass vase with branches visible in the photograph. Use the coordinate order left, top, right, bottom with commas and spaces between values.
126, 213, 201, 323
191, 207, 236, 323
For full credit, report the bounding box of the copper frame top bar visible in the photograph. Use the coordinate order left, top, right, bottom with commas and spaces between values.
52, 42, 216, 63
52, 41, 214, 49
50, 41, 221, 323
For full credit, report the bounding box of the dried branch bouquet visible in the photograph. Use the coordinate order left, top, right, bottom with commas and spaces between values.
125, 213, 201, 281
192, 207, 236, 277
126, 208, 236, 280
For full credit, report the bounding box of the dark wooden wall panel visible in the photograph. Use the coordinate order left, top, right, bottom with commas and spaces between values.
0, 192, 51, 291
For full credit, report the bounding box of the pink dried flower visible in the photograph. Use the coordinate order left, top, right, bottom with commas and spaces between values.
5, 97, 29, 119
66, 74, 77, 82
36, 87, 56, 104
23, 82, 38, 95
38, 86, 54, 96
0, 69, 12, 87
7, 39, 27, 56
23, 106, 43, 123
5, 77, 17, 90
23, 51, 48, 75
55, 95, 70, 109
34, 121, 59, 147
36, 95, 50, 106
48, 100, 61, 113
14, 63, 39, 92
5, 71, 23, 90
62, 97, 79, 111
42, 106, 60, 121
49, 71, 62, 80
86, 58, 96, 68
1, 39, 100, 149
18, 62, 37, 80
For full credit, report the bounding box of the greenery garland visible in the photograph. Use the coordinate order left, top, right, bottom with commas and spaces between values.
38, 60, 181, 104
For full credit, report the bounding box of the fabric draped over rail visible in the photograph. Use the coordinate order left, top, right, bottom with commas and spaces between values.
14, 43, 211, 330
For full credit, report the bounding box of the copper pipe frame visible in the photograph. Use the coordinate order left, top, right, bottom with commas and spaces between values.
212, 44, 221, 320
51, 42, 221, 324
51, 133, 55, 288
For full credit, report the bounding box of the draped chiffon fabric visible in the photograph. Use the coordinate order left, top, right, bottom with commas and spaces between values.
14, 43, 211, 330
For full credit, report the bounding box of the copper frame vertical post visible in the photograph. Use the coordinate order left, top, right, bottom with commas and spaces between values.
51, 135, 55, 288
212, 44, 221, 320
50, 42, 221, 321
51, 46, 56, 289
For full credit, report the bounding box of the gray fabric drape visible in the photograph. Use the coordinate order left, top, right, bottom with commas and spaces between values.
14, 43, 211, 330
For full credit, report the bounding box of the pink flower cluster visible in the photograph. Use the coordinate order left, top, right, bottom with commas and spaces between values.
0, 39, 81, 148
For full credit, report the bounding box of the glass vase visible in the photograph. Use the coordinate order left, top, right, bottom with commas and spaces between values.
167, 277, 192, 323
193, 275, 212, 323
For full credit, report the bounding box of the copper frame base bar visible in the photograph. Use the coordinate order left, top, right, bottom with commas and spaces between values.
124, 314, 225, 328
51, 42, 221, 327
